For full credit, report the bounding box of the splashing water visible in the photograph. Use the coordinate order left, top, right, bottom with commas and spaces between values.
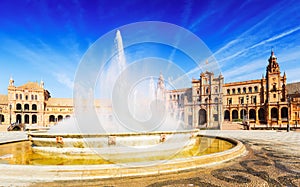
49, 29, 183, 134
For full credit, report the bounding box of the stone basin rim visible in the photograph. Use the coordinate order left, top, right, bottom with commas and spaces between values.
28, 129, 200, 138
0, 135, 246, 183
0, 136, 244, 169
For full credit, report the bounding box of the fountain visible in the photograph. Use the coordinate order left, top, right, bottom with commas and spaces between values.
29, 29, 200, 165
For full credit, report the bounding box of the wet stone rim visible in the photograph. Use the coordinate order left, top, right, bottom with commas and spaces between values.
0, 136, 246, 182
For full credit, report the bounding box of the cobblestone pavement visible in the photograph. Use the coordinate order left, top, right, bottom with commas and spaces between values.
30, 130, 300, 187
0, 131, 28, 144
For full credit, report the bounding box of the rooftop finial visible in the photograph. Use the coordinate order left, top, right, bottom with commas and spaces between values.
40, 78, 44, 88
9, 75, 14, 86
270, 47, 276, 59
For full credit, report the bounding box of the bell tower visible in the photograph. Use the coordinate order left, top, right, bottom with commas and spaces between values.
265, 50, 288, 126
266, 50, 283, 103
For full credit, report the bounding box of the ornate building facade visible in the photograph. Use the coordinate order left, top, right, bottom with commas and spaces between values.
165, 50, 299, 129
0, 78, 73, 127
223, 51, 289, 127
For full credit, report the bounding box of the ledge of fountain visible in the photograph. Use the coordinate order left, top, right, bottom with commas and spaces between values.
0, 136, 246, 184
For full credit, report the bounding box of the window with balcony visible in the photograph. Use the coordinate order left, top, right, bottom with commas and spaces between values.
227, 89, 230, 95
239, 97, 244, 104
249, 87, 252, 93
228, 98, 232, 105
243, 87, 246, 93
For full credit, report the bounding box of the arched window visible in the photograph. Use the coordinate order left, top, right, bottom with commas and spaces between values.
214, 98, 218, 103
237, 88, 241, 94
20, 94, 22, 100
249, 109, 256, 121
16, 114, 22, 123
198, 109, 207, 125
35, 95, 38, 100
24, 114, 29, 124
271, 108, 278, 121
232, 88, 236, 94
32, 115, 37, 124
232, 110, 238, 120
254, 86, 258, 92
15, 94, 18, 100
281, 107, 288, 121
32, 104, 37, 110
227, 89, 230, 95
49, 115, 55, 122
58, 115, 63, 122
248, 87, 252, 93
25, 95, 28, 100
31, 95, 34, 100
24, 104, 29, 111
243, 87, 246, 93
258, 108, 266, 122
206, 87, 209, 94
224, 110, 230, 120
16, 103, 22, 110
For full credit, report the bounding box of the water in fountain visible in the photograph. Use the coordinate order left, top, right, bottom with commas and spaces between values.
48, 29, 183, 134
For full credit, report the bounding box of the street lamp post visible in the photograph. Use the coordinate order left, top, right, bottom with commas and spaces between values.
246, 95, 249, 124
0, 107, 2, 125
287, 96, 291, 132
242, 103, 244, 122
9, 104, 12, 125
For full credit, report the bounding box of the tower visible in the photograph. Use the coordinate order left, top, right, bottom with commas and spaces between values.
266, 50, 283, 103
265, 50, 287, 125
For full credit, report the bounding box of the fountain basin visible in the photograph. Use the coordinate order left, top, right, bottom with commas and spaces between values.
0, 135, 246, 185
29, 129, 200, 162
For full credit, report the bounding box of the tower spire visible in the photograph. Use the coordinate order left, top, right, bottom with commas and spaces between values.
267, 49, 279, 73
9, 76, 14, 86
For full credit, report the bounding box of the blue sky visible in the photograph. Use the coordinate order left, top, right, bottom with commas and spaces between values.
0, 0, 300, 98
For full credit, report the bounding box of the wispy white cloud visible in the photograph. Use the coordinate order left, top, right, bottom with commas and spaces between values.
218, 26, 300, 64
223, 58, 265, 82
0, 36, 79, 96
189, 9, 216, 31
223, 44, 300, 83
53, 72, 74, 89
181, 0, 193, 26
